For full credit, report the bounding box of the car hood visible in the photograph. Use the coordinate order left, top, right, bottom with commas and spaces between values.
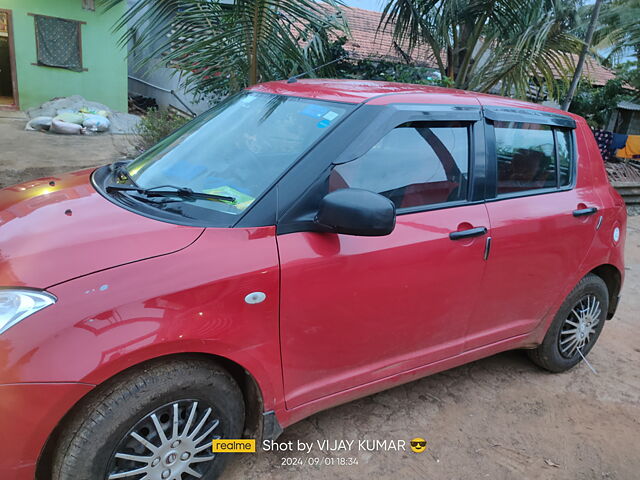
0, 169, 204, 288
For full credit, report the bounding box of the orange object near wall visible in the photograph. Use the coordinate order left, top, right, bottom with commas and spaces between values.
617, 135, 640, 158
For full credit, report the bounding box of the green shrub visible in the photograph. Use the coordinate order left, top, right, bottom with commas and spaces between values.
326, 37, 454, 88
133, 108, 191, 153
568, 78, 630, 129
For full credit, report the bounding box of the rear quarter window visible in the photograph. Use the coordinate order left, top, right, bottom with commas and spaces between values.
556, 129, 573, 187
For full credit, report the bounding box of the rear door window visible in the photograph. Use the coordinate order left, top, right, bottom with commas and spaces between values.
494, 121, 556, 194
493, 120, 575, 195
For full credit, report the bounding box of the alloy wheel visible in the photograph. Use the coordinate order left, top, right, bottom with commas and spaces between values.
558, 294, 602, 359
106, 399, 220, 480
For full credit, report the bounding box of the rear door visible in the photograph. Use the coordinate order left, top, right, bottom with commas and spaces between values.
276, 108, 491, 408
465, 107, 602, 350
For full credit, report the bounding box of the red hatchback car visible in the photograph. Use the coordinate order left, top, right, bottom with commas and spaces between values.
0, 80, 626, 480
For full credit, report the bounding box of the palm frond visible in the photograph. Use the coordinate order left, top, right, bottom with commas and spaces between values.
99, 0, 349, 97
381, 0, 583, 99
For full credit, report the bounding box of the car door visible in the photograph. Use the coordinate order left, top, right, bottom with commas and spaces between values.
276, 116, 491, 409
464, 108, 602, 350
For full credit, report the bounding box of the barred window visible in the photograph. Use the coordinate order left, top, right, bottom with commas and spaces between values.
33, 14, 83, 72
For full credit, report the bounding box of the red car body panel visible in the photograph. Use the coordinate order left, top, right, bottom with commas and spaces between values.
502, 122, 627, 351
278, 204, 490, 408
0, 80, 627, 479
465, 116, 603, 350
0, 383, 94, 478
0, 169, 203, 288
0, 226, 283, 480
248, 79, 483, 104
277, 331, 535, 428
0, 226, 282, 401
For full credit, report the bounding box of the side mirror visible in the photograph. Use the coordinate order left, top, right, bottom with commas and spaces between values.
315, 188, 396, 236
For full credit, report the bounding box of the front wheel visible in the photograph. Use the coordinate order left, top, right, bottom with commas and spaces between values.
528, 273, 608, 373
52, 358, 244, 480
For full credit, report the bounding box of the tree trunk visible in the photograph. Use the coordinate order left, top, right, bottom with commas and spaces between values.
561, 0, 603, 111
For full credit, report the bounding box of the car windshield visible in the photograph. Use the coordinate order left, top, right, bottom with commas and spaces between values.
124, 92, 352, 216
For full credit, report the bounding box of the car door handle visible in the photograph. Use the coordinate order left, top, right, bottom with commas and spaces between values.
572, 207, 598, 217
449, 226, 488, 240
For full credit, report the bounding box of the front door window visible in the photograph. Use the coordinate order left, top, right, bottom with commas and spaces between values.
329, 122, 470, 209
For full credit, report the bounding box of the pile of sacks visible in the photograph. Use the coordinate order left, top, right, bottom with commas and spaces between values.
25, 95, 141, 135
27, 108, 111, 135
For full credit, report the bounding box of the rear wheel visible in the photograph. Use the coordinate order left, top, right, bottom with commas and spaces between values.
528, 273, 608, 373
52, 358, 244, 480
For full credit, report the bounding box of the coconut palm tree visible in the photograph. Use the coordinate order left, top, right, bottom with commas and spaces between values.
380, 0, 583, 100
102, 0, 347, 97
594, 0, 640, 64
561, 0, 604, 110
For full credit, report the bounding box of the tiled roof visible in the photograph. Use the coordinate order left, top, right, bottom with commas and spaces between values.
337, 6, 617, 86
338, 6, 439, 68
567, 53, 617, 87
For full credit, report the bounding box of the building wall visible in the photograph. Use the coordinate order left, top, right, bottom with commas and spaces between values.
128, 68, 213, 117
126, 0, 215, 116
608, 109, 640, 135
0, 0, 127, 111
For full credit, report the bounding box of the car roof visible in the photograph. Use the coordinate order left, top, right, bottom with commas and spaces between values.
248, 79, 580, 120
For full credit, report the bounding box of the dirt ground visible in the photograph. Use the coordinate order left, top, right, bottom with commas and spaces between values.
1, 113, 639, 479
0, 112, 136, 189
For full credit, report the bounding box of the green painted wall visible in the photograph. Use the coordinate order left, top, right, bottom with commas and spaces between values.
0, 0, 127, 111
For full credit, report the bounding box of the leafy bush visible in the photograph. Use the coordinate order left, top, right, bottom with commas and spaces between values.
133, 109, 191, 153
325, 37, 453, 88
338, 59, 453, 87
616, 61, 640, 95
568, 78, 631, 129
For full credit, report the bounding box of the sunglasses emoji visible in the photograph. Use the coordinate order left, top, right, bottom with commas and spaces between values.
410, 438, 427, 453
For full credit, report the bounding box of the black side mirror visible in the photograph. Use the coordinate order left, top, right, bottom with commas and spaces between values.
315, 188, 396, 236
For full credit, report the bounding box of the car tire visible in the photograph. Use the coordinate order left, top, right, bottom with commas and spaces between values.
51, 357, 244, 480
528, 273, 608, 373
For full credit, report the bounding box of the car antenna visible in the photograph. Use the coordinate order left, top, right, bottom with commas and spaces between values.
287, 55, 348, 83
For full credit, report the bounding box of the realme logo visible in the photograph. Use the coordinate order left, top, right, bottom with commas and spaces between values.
212, 439, 256, 453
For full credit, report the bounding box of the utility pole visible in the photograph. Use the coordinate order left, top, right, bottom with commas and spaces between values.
561, 0, 604, 111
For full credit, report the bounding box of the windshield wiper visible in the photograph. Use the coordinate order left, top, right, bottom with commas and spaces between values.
106, 184, 236, 203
